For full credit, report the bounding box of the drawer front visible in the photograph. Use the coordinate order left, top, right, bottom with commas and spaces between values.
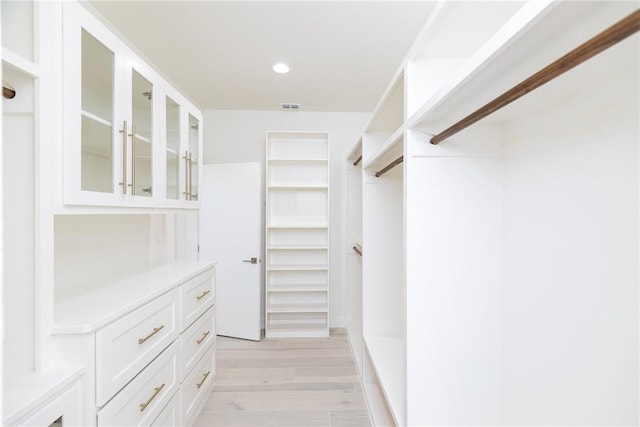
98, 342, 178, 427
180, 306, 215, 380
181, 344, 215, 427
150, 393, 179, 427
96, 290, 179, 406
180, 269, 215, 331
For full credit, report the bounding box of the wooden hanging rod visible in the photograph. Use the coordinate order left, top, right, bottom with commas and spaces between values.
375, 156, 403, 177
3, 85, 16, 99
352, 245, 362, 256
430, 9, 640, 145
353, 155, 362, 166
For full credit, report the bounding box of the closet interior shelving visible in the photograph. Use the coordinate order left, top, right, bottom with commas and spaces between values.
346, 1, 639, 426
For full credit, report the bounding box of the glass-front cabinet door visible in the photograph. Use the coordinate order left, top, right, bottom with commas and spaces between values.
130, 69, 153, 198
165, 96, 180, 200
80, 29, 114, 194
64, 1, 126, 206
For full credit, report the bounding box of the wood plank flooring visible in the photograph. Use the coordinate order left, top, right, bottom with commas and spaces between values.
194, 329, 371, 427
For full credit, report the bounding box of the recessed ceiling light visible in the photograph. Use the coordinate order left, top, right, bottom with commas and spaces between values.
273, 63, 290, 74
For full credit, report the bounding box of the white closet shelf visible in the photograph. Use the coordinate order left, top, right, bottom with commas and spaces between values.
267, 224, 328, 229
364, 335, 404, 426
52, 261, 215, 333
266, 265, 328, 271
2, 47, 40, 77
267, 185, 328, 190
265, 323, 329, 338
347, 138, 363, 164
267, 285, 328, 292
267, 246, 328, 251
266, 303, 328, 313
81, 109, 112, 127
363, 69, 406, 134
406, 0, 562, 129
363, 130, 404, 173
133, 133, 151, 144
267, 158, 328, 163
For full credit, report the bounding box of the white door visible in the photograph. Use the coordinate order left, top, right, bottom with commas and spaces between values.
200, 162, 262, 341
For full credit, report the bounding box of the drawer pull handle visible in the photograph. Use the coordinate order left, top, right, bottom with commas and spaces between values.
138, 325, 164, 345
196, 290, 210, 300
196, 330, 210, 345
196, 371, 211, 389
139, 383, 165, 412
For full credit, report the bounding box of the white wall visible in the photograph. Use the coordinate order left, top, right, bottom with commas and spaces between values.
203, 109, 369, 328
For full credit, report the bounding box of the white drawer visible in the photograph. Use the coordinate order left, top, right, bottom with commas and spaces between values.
98, 342, 178, 427
180, 306, 215, 381
180, 344, 215, 427
180, 269, 215, 331
150, 393, 179, 427
96, 290, 179, 406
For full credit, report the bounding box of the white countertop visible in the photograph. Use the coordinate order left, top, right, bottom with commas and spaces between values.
52, 261, 216, 334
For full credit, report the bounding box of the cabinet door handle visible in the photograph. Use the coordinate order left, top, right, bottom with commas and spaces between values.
196, 371, 210, 389
139, 383, 165, 412
118, 120, 128, 194
138, 325, 164, 345
128, 125, 137, 194
196, 290, 210, 301
196, 330, 210, 345
182, 150, 190, 200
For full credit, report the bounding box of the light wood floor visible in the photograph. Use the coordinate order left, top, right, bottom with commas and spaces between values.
194, 328, 372, 427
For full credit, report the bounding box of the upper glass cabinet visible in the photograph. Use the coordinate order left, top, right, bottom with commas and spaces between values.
63, 2, 201, 209
81, 29, 114, 194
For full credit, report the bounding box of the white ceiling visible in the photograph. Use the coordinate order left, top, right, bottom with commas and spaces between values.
86, 1, 435, 112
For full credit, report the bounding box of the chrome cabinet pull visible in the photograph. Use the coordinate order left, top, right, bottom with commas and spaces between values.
196, 290, 210, 301
118, 120, 128, 194
139, 383, 165, 412
196, 371, 210, 389
196, 330, 210, 345
138, 325, 164, 345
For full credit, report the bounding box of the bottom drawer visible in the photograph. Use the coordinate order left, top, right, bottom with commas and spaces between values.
98, 342, 178, 426
181, 344, 215, 426
150, 393, 179, 427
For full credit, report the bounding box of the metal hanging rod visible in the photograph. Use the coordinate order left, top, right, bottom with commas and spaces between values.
352, 245, 362, 257
353, 155, 362, 166
375, 156, 403, 177
3, 85, 16, 99
430, 9, 640, 145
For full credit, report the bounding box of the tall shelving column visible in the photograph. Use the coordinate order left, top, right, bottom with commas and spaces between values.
265, 131, 330, 338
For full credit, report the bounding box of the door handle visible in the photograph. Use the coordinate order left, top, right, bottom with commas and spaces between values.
242, 257, 259, 264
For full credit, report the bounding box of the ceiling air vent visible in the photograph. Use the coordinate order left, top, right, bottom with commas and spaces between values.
280, 103, 301, 110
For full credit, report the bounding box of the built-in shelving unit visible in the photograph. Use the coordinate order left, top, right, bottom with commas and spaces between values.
349, 1, 639, 426
265, 131, 330, 338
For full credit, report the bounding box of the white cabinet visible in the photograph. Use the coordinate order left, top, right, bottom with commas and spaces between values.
351, 1, 640, 426
265, 131, 330, 338
50, 262, 216, 426
62, 2, 202, 209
